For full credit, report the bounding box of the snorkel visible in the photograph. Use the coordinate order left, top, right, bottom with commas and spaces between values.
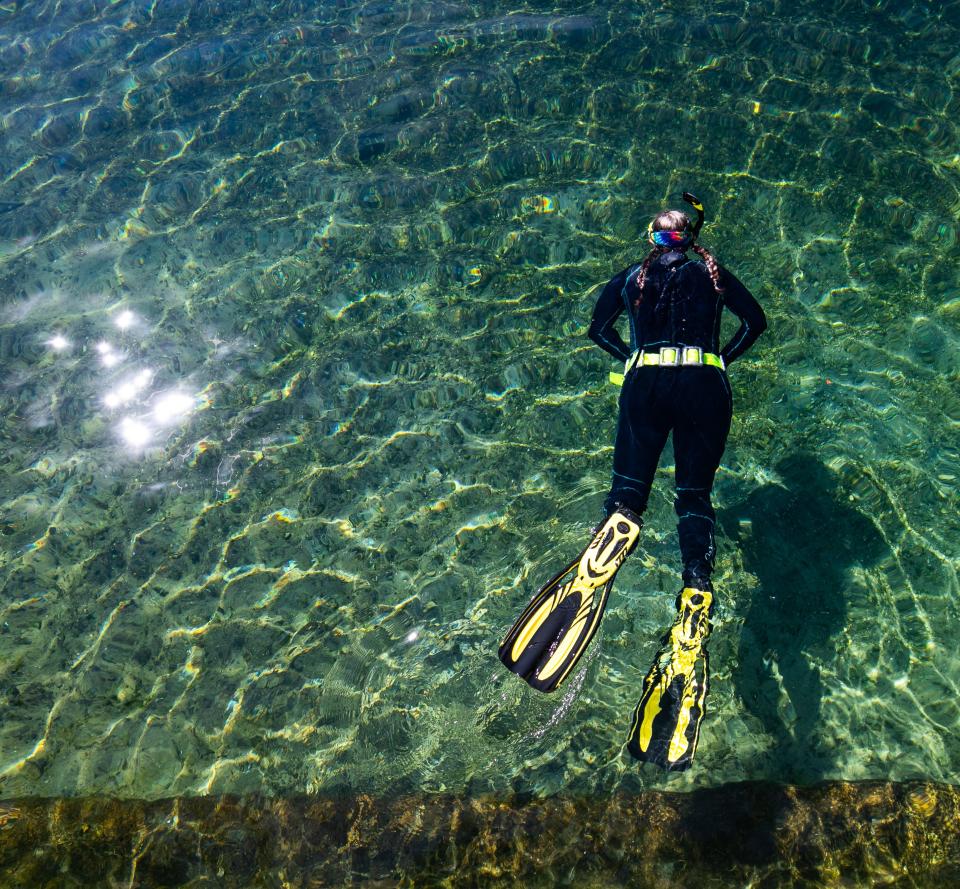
682, 191, 704, 238
647, 192, 705, 249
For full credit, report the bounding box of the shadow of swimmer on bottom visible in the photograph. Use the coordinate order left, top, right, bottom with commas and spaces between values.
721, 453, 887, 782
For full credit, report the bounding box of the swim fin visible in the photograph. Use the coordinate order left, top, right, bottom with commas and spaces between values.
499, 509, 642, 692
627, 585, 713, 770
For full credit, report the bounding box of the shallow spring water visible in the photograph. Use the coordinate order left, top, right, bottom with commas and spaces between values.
1, 0, 959, 884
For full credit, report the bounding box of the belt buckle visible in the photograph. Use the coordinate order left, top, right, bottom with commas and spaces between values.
659, 346, 679, 367
682, 347, 703, 366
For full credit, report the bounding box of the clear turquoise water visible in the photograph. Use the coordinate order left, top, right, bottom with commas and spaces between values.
1, 0, 959, 807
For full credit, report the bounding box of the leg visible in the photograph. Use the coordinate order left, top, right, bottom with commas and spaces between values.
500, 375, 662, 693
629, 372, 727, 770
671, 371, 732, 587
604, 376, 671, 517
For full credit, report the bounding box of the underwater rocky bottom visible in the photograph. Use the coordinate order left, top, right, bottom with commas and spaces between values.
0, 781, 956, 888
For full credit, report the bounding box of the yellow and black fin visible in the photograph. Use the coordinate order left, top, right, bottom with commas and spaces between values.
499, 509, 642, 693
627, 586, 713, 770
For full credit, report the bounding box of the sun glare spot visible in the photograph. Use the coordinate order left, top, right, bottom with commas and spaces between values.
114, 309, 136, 330
103, 369, 153, 408
153, 391, 194, 423
119, 417, 151, 448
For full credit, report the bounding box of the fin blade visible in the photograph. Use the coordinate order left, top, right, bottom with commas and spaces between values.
627, 587, 713, 770
499, 510, 641, 694
632, 671, 668, 757
628, 672, 703, 771
510, 593, 563, 665
533, 581, 611, 688
498, 557, 580, 667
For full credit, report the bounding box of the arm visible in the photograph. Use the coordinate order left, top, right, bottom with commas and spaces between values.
587, 268, 632, 363
719, 267, 767, 366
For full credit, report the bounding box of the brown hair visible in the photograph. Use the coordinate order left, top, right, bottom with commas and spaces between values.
633, 210, 723, 307
691, 243, 722, 291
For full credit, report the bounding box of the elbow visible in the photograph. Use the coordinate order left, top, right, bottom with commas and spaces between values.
755, 312, 768, 336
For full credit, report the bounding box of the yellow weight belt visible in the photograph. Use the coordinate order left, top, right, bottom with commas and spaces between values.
609, 347, 725, 386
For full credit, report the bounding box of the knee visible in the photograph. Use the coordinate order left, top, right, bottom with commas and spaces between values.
674, 487, 713, 519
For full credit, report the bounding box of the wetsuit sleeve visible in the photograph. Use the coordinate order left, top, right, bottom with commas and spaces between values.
719, 266, 767, 366
587, 268, 632, 363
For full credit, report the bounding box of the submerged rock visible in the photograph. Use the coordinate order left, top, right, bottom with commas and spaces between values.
2, 783, 960, 887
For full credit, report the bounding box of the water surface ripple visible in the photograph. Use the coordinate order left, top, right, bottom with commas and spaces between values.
1, 0, 959, 799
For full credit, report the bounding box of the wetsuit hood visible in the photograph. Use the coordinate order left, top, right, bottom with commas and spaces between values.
659, 250, 689, 268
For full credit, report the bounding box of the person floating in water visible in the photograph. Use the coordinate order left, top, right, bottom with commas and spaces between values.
499, 193, 767, 770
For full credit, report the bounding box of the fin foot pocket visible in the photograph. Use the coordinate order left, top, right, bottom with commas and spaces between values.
498, 509, 642, 693
628, 586, 713, 770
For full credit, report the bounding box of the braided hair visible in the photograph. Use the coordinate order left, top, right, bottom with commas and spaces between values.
691, 243, 722, 291
633, 210, 723, 308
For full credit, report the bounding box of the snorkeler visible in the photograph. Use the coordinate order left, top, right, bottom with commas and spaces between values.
499, 193, 766, 770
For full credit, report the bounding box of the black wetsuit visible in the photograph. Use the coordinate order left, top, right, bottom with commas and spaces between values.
588, 249, 767, 585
